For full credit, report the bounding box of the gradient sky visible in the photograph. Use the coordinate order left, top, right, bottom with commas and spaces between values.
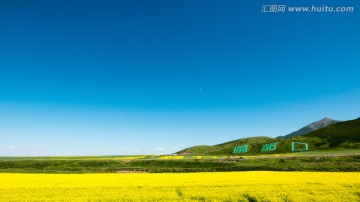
1, 0, 359, 156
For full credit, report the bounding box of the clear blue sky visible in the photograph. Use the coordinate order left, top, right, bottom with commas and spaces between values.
0, 0, 359, 156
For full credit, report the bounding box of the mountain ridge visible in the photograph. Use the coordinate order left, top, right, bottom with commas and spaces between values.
276, 117, 340, 138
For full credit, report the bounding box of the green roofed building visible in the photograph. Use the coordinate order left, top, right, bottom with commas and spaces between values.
233, 144, 248, 154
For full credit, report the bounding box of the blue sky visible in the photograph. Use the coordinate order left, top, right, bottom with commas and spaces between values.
0, 0, 359, 156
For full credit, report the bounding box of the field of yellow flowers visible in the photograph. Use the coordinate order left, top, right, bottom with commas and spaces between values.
0, 171, 359, 201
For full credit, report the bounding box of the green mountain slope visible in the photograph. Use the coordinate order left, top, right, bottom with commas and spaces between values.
177, 137, 275, 155
177, 117, 360, 155
304, 117, 360, 148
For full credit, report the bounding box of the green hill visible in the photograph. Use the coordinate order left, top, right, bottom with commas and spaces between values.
177, 137, 274, 155
177, 117, 360, 155
304, 117, 360, 148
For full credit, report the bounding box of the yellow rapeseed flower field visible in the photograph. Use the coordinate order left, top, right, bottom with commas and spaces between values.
0, 171, 359, 201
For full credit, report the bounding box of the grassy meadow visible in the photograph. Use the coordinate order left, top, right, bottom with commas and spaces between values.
0, 149, 359, 173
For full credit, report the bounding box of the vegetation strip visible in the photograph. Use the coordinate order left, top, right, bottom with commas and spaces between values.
0, 154, 359, 173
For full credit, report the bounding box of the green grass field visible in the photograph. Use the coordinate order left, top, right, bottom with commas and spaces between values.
1, 148, 358, 161
0, 149, 359, 173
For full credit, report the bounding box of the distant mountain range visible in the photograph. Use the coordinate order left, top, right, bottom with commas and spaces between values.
177, 117, 360, 155
276, 117, 339, 138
